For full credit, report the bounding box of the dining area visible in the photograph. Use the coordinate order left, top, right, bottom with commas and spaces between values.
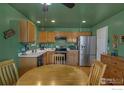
0, 59, 107, 86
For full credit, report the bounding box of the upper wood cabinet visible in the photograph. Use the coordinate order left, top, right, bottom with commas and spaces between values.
78, 32, 92, 36
67, 32, 78, 43
20, 20, 36, 43
47, 32, 55, 43
38, 31, 47, 43
38, 31, 91, 43
67, 32, 91, 43
39, 32, 56, 43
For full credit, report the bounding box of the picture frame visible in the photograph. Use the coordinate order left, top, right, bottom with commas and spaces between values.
119, 35, 124, 44
3, 29, 15, 39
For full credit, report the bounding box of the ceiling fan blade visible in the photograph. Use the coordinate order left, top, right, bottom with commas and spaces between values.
62, 3, 75, 8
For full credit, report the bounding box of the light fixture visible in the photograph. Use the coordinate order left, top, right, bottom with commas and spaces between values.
36, 21, 41, 24
82, 20, 86, 23
46, 3, 51, 5
51, 20, 55, 23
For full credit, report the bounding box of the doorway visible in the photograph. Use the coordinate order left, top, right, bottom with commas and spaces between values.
97, 26, 108, 61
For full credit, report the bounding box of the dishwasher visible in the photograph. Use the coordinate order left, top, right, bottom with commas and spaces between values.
37, 55, 43, 66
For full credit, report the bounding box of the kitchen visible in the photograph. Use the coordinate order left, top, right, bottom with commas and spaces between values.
0, 3, 124, 85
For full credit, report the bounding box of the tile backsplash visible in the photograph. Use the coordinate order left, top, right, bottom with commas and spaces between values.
39, 40, 77, 49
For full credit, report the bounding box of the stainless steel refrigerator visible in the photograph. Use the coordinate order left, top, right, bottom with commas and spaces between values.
78, 36, 96, 66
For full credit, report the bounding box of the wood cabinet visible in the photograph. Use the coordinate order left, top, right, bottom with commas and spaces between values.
42, 50, 79, 66
19, 55, 43, 76
28, 21, 35, 42
67, 50, 79, 66
67, 32, 91, 43
38, 31, 91, 43
19, 57, 37, 76
46, 51, 55, 64
101, 54, 124, 79
43, 52, 47, 65
47, 32, 55, 42
78, 32, 92, 36
20, 20, 36, 43
39, 31, 47, 43
55, 32, 64, 37
67, 32, 77, 43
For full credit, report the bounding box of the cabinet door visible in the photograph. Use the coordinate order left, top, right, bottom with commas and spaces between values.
28, 21, 35, 43
67, 51, 78, 66
73, 51, 79, 65
47, 51, 54, 64
19, 20, 28, 42
43, 52, 47, 65
66, 52, 72, 65
79, 32, 91, 36
67, 32, 73, 42
20, 20, 36, 43
39, 31, 47, 43
19, 57, 37, 76
47, 32, 55, 42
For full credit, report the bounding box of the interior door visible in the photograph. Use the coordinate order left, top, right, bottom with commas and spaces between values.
97, 26, 108, 61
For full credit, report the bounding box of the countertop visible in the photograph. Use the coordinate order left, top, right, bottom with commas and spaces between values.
18, 49, 48, 58
18, 49, 78, 58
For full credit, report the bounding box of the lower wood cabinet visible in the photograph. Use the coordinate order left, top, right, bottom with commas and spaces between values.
19, 51, 79, 77
42, 52, 47, 65
19, 57, 37, 76
42, 50, 79, 66
19, 56, 43, 76
46, 51, 55, 64
66, 50, 79, 66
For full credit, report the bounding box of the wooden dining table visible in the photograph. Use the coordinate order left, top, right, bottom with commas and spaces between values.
16, 64, 88, 85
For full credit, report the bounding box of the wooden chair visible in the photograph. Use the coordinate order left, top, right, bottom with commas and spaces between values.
87, 60, 106, 85
52, 54, 66, 64
0, 59, 19, 85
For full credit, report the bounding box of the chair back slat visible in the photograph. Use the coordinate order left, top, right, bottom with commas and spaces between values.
5, 65, 13, 84
0, 59, 18, 85
88, 60, 106, 85
2, 66, 10, 85
52, 54, 66, 64
12, 63, 19, 80
8, 64, 16, 84
0, 68, 6, 85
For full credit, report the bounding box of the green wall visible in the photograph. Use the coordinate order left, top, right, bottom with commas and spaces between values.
91, 9, 124, 56
0, 4, 27, 66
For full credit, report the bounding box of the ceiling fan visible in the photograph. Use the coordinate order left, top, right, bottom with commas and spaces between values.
62, 3, 75, 8
42, 3, 75, 12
